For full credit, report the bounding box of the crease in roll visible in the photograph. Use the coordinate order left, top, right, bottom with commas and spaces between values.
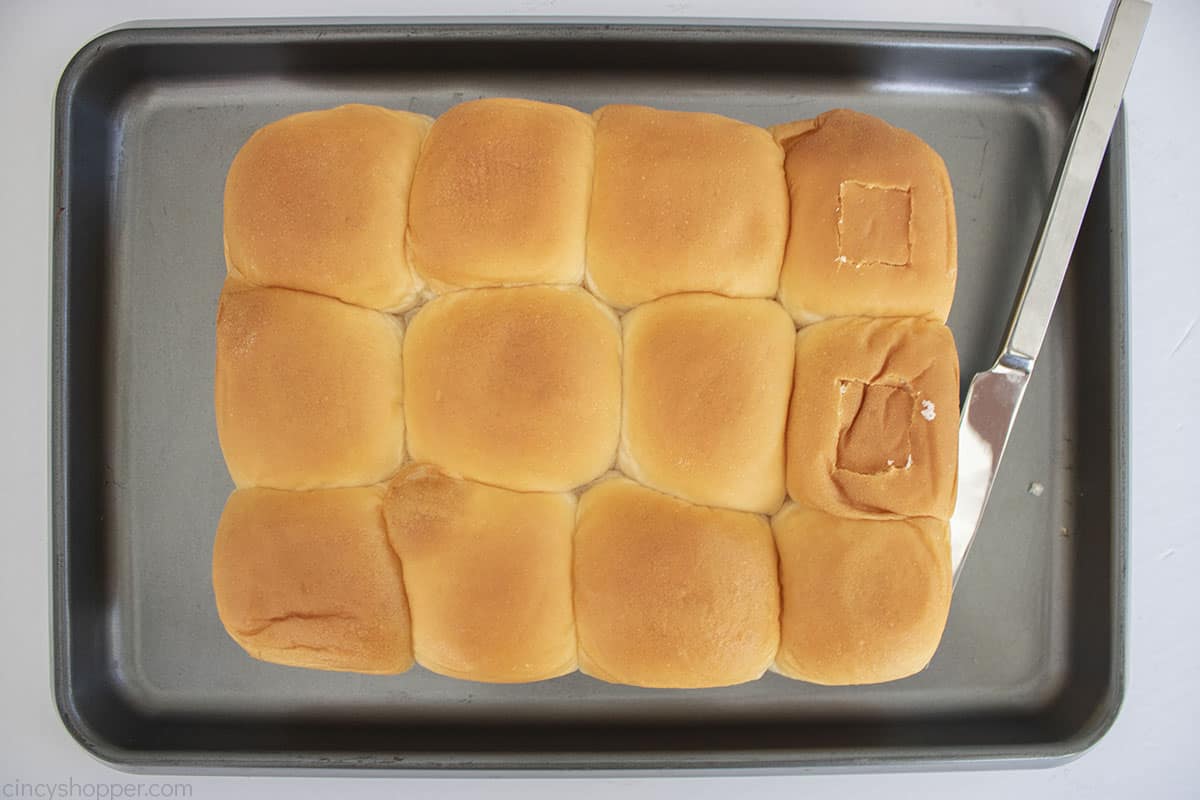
212, 485, 414, 675
383, 463, 577, 684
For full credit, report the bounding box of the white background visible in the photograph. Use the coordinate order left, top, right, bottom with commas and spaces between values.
2, 0, 1197, 797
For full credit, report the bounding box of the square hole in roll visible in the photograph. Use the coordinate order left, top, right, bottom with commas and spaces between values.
837, 181, 912, 267
836, 380, 915, 475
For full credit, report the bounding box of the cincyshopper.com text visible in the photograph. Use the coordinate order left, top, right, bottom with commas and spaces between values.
2, 780, 193, 799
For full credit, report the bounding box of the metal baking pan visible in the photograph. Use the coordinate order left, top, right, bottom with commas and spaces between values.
51, 20, 1128, 774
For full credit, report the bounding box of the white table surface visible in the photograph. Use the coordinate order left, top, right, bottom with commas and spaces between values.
2, 0, 1197, 796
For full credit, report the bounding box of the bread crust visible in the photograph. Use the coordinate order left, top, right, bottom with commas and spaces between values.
772, 109, 957, 324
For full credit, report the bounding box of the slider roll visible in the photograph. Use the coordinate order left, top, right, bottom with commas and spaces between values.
786, 316, 959, 520
224, 104, 432, 311
384, 464, 577, 683
573, 479, 780, 689
772, 109, 957, 324
587, 104, 788, 308
772, 503, 952, 685
212, 486, 414, 674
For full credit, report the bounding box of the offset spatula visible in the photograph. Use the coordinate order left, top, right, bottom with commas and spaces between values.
950, 0, 1150, 582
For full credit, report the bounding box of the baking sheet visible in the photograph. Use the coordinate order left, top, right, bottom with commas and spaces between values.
50, 20, 1127, 774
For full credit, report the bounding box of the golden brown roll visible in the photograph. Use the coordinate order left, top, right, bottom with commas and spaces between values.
573, 478, 780, 688
215, 278, 405, 490
406, 98, 594, 291
786, 317, 959, 520
772, 503, 952, 685
620, 293, 795, 513
772, 109, 957, 324
586, 104, 789, 308
212, 486, 413, 674
383, 463, 577, 683
403, 285, 621, 493
223, 104, 431, 312
782, 316, 960, 522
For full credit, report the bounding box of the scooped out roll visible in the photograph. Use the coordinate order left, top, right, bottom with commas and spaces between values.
786, 316, 959, 520
772, 109, 957, 324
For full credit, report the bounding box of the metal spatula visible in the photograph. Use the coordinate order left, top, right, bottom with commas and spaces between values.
950, 0, 1150, 582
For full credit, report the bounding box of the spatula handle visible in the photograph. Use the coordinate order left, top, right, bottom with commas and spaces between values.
999, 0, 1150, 373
